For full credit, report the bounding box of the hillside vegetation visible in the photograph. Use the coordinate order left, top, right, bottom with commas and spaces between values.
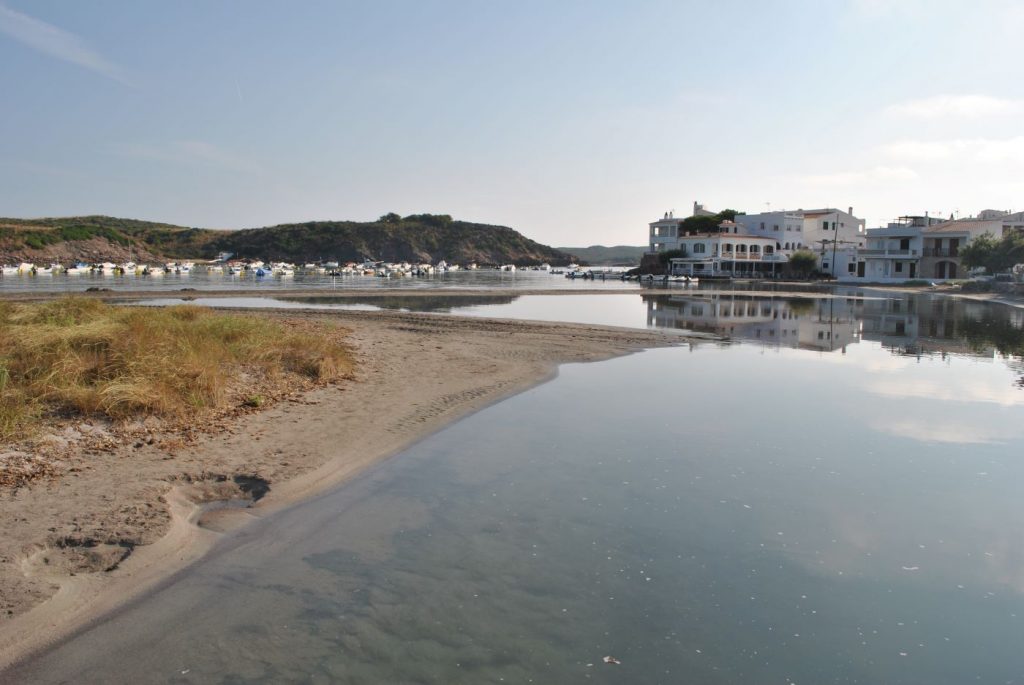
0, 214, 574, 266
558, 245, 646, 266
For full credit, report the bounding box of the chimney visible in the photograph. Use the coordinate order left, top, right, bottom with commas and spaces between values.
848, 206, 853, 216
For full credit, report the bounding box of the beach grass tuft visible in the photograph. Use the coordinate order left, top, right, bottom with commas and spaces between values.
0, 298, 352, 442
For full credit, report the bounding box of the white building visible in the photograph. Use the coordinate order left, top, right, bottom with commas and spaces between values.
736, 206, 866, 276
648, 211, 688, 253
667, 228, 785, 278
801, 207, 866, 278
854, 215, 942, 282
734, 211, 807, 253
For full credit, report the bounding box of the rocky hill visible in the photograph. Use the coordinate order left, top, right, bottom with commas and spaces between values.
0, 214, 575, 266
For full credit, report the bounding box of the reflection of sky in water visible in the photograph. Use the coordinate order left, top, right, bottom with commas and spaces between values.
15, 339, 1024, 684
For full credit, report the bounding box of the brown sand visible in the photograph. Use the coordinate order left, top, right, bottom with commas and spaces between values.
0, 305, 697, 672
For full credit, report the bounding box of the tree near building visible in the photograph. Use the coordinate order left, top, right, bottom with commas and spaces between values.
960, 231, 1024, 274
787, 250, 818, 277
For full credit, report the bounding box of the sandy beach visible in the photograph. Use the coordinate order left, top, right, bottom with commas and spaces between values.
0, 302, 693, 673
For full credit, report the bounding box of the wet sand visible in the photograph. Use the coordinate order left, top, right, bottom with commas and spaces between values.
0, 304, 698, 673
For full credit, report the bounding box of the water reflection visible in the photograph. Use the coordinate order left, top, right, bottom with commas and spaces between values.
645, 292, 1024, 364
280, 294, 517, 312
12, 344, 1024, 684
645, 293, 861, 351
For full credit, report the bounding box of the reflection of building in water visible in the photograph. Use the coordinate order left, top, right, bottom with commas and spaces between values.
857, 295, 1009, 358
645, 294, 861, 352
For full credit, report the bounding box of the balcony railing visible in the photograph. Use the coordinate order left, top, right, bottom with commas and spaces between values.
859, 249, 916, 257
923, 248, 959, 257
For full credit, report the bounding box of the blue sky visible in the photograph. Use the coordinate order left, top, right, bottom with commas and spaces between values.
1, 0, 1022, 246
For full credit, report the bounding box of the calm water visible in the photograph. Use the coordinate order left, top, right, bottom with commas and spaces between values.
0, 269, 642, 294
8, 292, 1024, 684
136, 289, 1024, 358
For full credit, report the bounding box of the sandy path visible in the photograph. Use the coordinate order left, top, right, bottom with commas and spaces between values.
0, 307, 696, 672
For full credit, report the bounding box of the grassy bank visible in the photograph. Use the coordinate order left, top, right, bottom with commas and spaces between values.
0, 298, 352, 443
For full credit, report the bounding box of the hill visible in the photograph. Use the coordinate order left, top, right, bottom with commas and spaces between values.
557, 245, 647, 266
209, 214, 574, 265
0, 214, 575, 266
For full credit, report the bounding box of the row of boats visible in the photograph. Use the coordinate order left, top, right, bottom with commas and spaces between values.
1, 261, 198, 276
0, 260, 554, 278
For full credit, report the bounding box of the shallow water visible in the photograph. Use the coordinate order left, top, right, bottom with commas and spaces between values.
9, 293, 1024, 684
137, 289, 1024, 358
0, 269, 642, 294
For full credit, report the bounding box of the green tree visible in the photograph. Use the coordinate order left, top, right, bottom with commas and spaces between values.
787, 250, 818, 276
679, 209, 743, 235
960, 231, 1024, 274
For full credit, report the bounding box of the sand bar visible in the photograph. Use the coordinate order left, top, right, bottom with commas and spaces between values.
0, 303, 703, 673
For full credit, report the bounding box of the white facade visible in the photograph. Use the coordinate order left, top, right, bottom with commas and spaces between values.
851, 216, 943, 282
667, 232, 784, 277
734, 211, 807, 253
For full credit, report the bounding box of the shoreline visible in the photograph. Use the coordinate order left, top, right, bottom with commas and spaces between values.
0, 306, 695, 673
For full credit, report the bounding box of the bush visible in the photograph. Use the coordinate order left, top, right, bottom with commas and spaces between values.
0, 299, 353, 443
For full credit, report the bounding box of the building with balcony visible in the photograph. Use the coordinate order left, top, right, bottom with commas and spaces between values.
920, 217, 1011, 279
853, 215, 943, 281
666, 231, 785, 278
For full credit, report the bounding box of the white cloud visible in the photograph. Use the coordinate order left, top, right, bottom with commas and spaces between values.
0, 3, 130, 84
850, 0, 924, 18
885, 94, 1024, 120
881, 137, 1024, 165
114, 141, 261, 174
801, 166, 918, 187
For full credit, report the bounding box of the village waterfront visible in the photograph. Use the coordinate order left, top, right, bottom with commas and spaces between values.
5, 282, 1024, 683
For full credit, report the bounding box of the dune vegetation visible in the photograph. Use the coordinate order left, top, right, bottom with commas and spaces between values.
0, 298, 352, 443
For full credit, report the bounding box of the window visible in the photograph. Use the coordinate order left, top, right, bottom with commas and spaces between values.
749, 245, 760, 253
693, 243, 706, 254
822, 220, 828, 230
848, 263, 856, 273
822, 262, 830, 270
760, 222, 766, 230
895, 262, 903, 273
773, 224, 780, 231
765, 246, 774, 254
723, 244, 733, 252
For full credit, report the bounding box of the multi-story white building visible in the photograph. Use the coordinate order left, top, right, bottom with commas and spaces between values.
734, 211, 807, 253
853, 215, 942, 282
801, 207, 866, 278
667, 227, 785, 278
648, 211, 688, 253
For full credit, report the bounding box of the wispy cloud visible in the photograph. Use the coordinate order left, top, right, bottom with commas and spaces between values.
881, 136, 1024, 164
849, 0, 923, 18
885, 94, 1024, 120
0, 3, 130, 84
801, 166, 918, 187
114, 140, 261, 174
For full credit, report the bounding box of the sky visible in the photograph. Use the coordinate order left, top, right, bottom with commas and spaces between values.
1, 0, 1022, 247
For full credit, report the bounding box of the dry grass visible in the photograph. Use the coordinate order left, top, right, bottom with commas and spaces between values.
0, 298, 353, 443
